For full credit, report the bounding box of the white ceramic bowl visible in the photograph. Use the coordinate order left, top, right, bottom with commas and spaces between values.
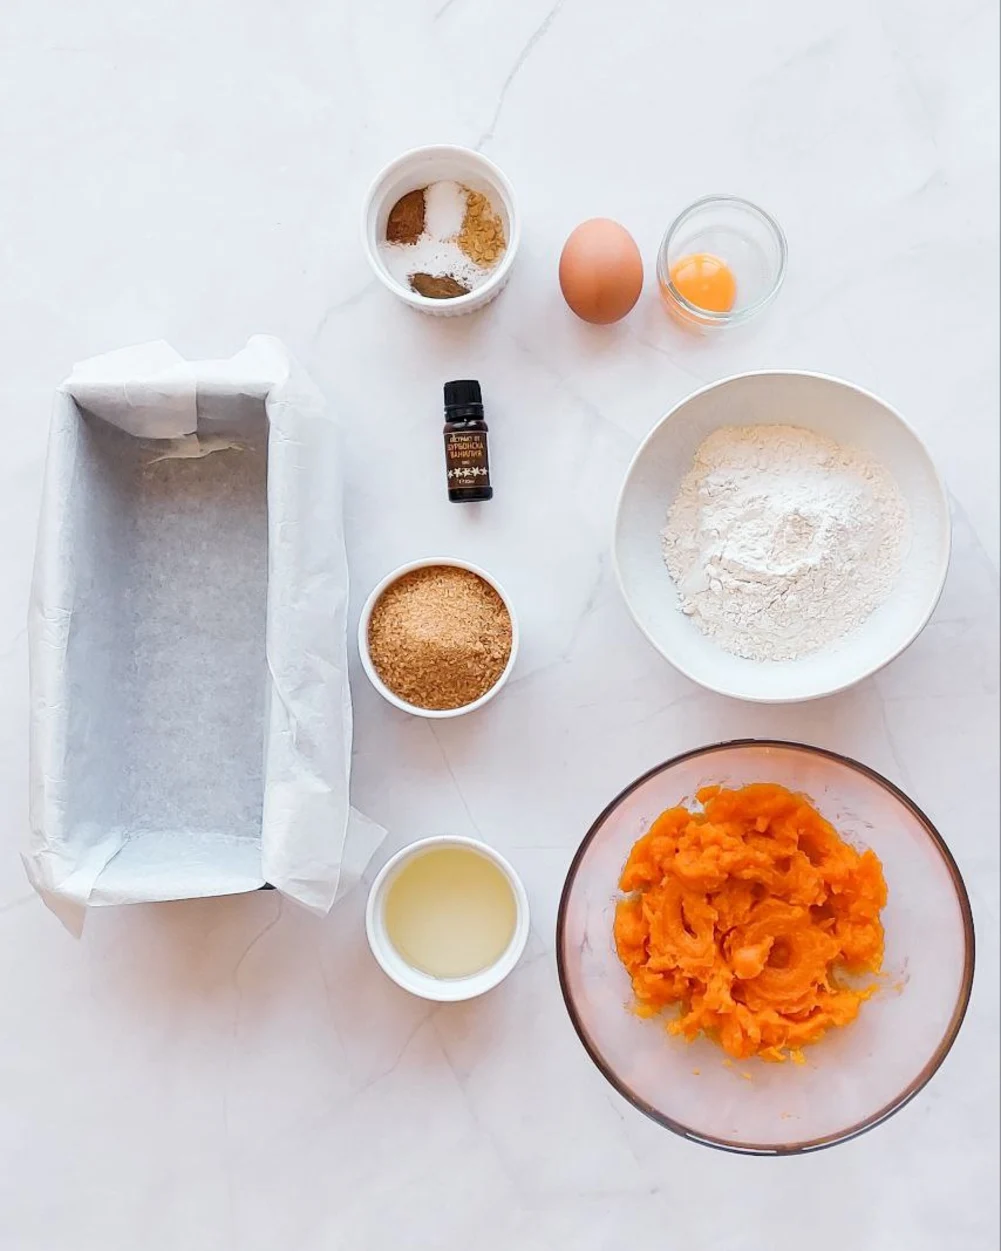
366, 835, 531, 1002
614, 372, 950, 703
362, 144, 519, 316
358, 557, 519, 718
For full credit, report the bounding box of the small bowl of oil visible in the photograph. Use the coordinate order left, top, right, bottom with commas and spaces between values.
365, 836, 531, 1001
657, 195, 787, 331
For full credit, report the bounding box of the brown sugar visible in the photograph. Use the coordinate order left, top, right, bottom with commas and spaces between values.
367, 566, 512, 711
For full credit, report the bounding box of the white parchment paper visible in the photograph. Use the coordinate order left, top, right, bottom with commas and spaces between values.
26, 337, 383, 919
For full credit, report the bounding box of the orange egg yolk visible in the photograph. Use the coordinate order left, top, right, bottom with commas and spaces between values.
669, 253, 737, 313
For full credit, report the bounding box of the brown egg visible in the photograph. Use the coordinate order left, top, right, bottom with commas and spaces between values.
558, 219, 644, 324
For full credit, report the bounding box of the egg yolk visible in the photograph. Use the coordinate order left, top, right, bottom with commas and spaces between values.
669, 253, 737, 313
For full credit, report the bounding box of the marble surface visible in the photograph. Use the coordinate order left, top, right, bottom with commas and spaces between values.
1, 1, 998, 1247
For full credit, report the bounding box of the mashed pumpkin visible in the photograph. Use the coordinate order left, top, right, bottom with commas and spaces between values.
613, 783, 887, 1063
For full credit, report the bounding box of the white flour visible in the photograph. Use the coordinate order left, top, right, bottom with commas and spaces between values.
661, 425, 910, 662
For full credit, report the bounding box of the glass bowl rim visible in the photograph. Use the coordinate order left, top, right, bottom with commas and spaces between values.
555, 737, 976, 1156
656, 194, 788, 326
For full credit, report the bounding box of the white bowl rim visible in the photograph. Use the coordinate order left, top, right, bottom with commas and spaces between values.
360, 143, 521, 311
365, 834, 531, 1002
613, 369, 952, 703
358, 556, 520, 718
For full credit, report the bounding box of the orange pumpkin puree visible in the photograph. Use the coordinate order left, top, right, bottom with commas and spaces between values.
613, 783, 887, 1063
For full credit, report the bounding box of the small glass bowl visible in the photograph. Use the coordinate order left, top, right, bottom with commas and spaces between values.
657, 195, 787, 331
557, 741, 974, 1155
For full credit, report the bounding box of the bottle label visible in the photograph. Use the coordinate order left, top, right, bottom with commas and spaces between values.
444, 430, 491, 492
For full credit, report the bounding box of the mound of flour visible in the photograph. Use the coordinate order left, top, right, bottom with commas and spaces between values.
660, 425, 910, 662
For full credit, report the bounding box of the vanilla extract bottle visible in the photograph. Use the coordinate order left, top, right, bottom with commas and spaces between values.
443, 379, 493, 502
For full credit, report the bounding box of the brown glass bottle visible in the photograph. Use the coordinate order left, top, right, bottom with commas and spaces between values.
443, 380, 493, 502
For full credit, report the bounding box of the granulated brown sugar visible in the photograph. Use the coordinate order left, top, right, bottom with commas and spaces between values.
367, 566, 512, 711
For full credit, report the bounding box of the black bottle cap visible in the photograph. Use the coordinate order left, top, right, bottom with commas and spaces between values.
444, 379, 483, 419
444, 379, 481, 408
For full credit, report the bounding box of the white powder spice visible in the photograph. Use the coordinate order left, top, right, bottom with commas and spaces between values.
423, 180, 467, 238
660, 425, 911, 662
380, 236, 488, 292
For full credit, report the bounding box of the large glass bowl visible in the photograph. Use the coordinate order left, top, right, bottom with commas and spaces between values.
556, 741, 974, 1155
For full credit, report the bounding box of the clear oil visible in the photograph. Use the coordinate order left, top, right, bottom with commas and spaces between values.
384, 846, 517, 979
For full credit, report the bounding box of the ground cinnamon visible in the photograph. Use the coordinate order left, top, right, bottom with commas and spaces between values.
386, 189, 426, 244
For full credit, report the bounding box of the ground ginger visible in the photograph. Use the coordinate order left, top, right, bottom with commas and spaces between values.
613, 783, 887, 1063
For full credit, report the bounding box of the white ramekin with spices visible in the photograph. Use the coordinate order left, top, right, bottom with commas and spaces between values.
362, 145, 520, 316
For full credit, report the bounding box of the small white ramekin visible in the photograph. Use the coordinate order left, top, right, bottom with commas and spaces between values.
361, 144, 520, 316
365, 835, 531, 1002
358, 557, 519, 719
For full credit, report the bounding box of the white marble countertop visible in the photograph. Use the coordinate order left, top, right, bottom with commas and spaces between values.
1, 1, 998, 1247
